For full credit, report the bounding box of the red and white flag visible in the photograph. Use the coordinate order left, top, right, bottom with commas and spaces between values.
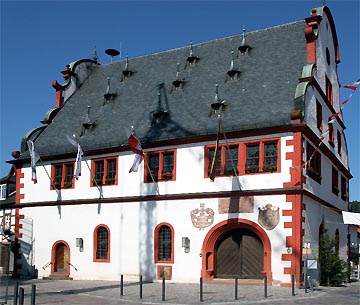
66, 135, 83, 179
127, 129, 144, 173
27, 140, 40, 183
344, 79, 360, 91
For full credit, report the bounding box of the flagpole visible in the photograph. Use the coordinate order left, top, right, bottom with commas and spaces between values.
209, 115, 221, 182
83, 157, 104, 199
219, 118, 242, 191
38, 158, 62, 202
144, 158, 160, 196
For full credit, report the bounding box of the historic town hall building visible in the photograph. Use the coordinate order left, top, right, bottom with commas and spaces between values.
1, 5, 357, 286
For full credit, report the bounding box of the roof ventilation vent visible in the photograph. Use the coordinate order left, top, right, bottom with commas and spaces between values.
226, 50, 241, 82
103, 76, 117, 103
81, 106, 97, 136
92, 47, 98, 64
210, 83, 227, 117
152, 88, 169, 124
186, 41, 199, 66
122, 55, 134, 80
172, 62, 185, 91
105, 48, 120, 63
238, 27, 252, 55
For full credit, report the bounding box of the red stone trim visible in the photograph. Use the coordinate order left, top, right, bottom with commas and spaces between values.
144, 150, 177, 183
157, 265, 172, 280
201, 218, 272, 285
93, 224, 111, 263
304, 26, 317, 63
282, 133, 305, 287
90, 157, 119, 187
154, 222, 175, 264
51, 240, 71, 276
15, 167, 24, 203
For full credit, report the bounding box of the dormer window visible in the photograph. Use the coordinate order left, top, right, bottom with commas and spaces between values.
152, 90, 169, 124
81, 106, 97, 136
186, 42, 199, 66
226, 50, 241, 82
210, 83, 226, 117
103, 77, 117, 103
172, 62, 185, 90
122, 55, 134, 80
238, 27, 252, 55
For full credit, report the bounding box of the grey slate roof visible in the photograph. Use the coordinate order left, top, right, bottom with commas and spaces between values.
19, 20, 307, 160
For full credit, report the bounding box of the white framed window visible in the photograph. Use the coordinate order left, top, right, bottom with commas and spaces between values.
0, 184, 6, 200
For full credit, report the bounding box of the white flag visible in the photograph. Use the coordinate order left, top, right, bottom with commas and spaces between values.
66, 135, 83, 179
27, 140, 40, 183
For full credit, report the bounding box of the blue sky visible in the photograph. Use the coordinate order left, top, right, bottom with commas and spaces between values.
1, 0, 359, 200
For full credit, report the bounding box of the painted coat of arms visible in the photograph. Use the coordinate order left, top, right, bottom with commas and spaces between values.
258, 204, 280, 230
190, 203, 214, 230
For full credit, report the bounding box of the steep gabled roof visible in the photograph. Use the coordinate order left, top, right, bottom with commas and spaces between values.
19, 20, 307, 160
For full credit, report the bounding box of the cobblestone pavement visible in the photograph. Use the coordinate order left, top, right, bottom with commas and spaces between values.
1, 279, 359, 305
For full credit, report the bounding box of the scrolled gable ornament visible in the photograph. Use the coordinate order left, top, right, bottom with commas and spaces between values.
190, 203, 214, 230
258, 204, 280, 230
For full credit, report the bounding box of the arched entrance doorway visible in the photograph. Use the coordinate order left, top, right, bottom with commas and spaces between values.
216, 228, 263, 279
51, 240, 70, 277
202, 219, 272, 284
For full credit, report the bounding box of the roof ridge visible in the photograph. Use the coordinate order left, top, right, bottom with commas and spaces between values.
101, 19, 305, 65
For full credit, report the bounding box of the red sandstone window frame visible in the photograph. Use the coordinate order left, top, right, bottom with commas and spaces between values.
144, 150, 176, 183
331, 166, 339, 195
340, 175, 347, 201
328, 123, 334, 147
51, 162, 75, 189
245, 140, 280, 174
204, 139, 280, 178
316, 100, 323, 131
204, 144, 240, 177
93, 224, 110, 263
326, 76, 333, 105
337, 130, 342, 156
306, 142, 322, 183
154, 223, 174, 264
90, 157, 118, 187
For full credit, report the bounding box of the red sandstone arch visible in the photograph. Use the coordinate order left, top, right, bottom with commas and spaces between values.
201, 218, 272, 284
51, 240, 71, 276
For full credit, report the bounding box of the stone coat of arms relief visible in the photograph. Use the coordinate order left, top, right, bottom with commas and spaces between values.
258, 203, 280, 230
190, 203, 214, 230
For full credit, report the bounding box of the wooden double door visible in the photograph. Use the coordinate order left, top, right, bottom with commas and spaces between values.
216, 228, 264, 279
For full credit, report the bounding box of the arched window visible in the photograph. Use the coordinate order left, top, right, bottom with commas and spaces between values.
93, 224, 110, 262
154, 223, 174, 263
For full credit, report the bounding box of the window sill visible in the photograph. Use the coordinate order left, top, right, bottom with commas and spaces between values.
93, 258, 110, 263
